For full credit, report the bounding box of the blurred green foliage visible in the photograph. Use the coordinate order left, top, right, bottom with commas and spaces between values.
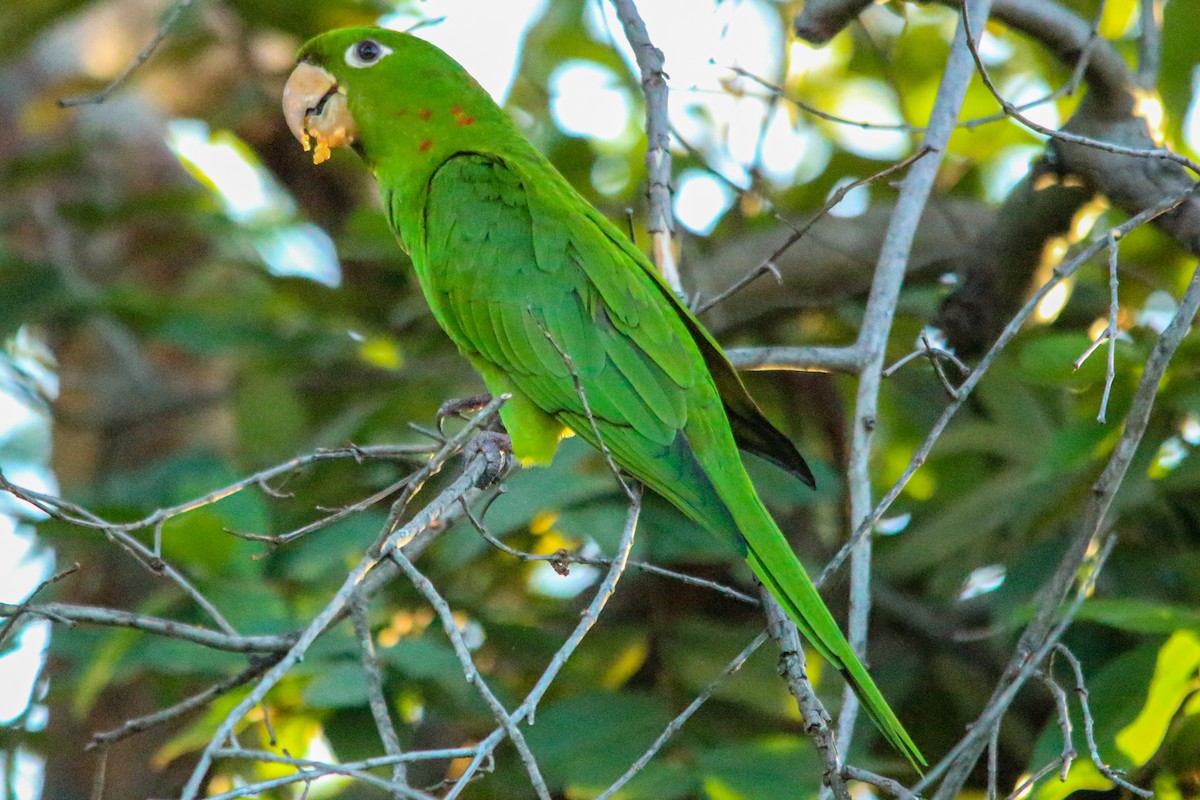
2, 0, 1200, 798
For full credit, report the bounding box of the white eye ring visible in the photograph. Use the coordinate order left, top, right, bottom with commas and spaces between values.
345, 39, 392, 68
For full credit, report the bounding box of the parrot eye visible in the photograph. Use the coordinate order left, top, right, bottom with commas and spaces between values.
345, 39, 390, 68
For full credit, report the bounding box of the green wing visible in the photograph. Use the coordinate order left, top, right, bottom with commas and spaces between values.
569, 200, 816, 488
415, 152, 922, 768
418, 153, 734, 529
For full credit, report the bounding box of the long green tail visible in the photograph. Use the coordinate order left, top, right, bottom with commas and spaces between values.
742, 508, 926, 770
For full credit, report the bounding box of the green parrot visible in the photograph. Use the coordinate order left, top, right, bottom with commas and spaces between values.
283, 27, 923, 768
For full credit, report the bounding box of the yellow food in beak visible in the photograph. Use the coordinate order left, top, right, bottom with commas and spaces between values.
282, 62, 358, 165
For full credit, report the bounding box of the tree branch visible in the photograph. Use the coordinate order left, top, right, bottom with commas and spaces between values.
818, 185, 1196, 589
609, 0, 680, 294
350, 596, 409, 794
444, 488, 642, 798
760, 584, 850, 800
390, 549, 550, 800
836, 0, 994, 760
179, 401, 508, 800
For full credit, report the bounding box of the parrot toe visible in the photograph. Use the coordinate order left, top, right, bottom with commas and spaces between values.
436, 393, 496, 435
464, 431, 514, 489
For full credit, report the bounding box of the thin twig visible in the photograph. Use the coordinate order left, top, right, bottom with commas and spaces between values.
724, 66, 916, 132
815, 186, 1198, 590
214, 747, 476, 767
0, 443, 430, 538
208, 749, 437, 800
210, 748, 469, 800
389, 549, 551, 800
0, 562, 79, 646
1072, 329, 1109, 371
1055, 644, 1154, 797
986, 723, 1000, 800
694, 146, 934, 315
1005, 757, 1066, 800
609, 0, 681, 293
444, 488, 642, 798
1098, 233, 1120, 423
86, 656, 277, 750
0, 471, 241, 635
724, 60, 1093, 135
1137, 0, 1163, 89
59, 0, 200, 107
1037, 666, 1076, 777
350, 596, 408, 793
0, 601, 291, 653
89, 747, 108, 800
464, 503, 758, 605
235, 473, 415, 548
596, 631, 769, 799
958, 1, 1200, 175
915, 331, 969, 399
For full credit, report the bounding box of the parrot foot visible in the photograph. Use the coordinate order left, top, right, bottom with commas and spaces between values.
436, 393, 495, 435
463, 431, 513, 489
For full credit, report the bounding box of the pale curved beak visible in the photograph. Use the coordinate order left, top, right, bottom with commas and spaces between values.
282, 62, 358, 165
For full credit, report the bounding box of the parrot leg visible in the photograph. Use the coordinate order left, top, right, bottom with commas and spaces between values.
463, 430, 514, 489
436, 393, 495, 435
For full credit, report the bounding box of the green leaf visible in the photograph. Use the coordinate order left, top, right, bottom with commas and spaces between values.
1076, 598, 1200, 634
1160, 0, 1200, 150
381, 636, 463, 682
1033, 631, 1200, 799
662, 621, 796, 721
524, 691, 674, 792
0, 258, 66, 337
1017, 332, 1134, 388
302, 662, 371, 708
1114, 631, 1200, 765
235, 370, 309, 464
699, 736, 819, 800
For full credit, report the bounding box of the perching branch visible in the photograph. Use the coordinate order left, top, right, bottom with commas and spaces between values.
178, 400, 509, 800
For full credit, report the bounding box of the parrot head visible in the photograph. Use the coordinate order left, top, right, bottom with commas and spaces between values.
283, 27, 501, 166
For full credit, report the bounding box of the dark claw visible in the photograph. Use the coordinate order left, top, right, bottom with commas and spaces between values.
464, 431, 513, 489
436, 393, 494, 435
